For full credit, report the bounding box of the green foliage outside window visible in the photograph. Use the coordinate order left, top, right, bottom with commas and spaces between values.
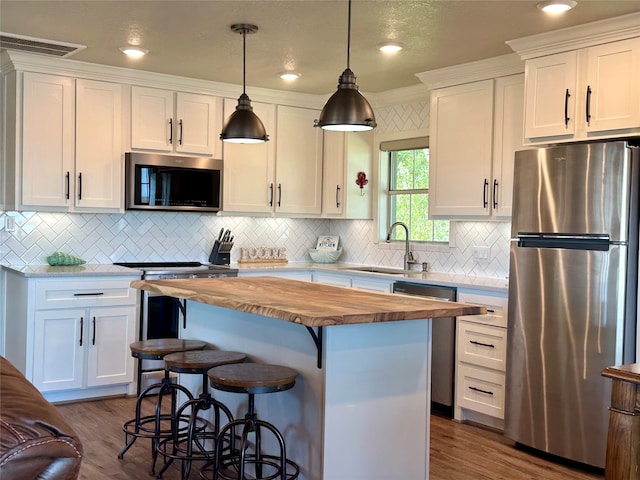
388, 149, 449, 242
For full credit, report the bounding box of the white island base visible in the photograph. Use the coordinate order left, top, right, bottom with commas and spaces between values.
178, 300, 432, 480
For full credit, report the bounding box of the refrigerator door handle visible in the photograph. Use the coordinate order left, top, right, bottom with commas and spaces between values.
517, 233, 611, 251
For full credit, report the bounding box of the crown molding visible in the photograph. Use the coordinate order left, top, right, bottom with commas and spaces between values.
415, 53, 524, 90
507, 12, 640, 60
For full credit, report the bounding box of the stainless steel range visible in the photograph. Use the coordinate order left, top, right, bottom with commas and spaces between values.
114, 262, 238, 392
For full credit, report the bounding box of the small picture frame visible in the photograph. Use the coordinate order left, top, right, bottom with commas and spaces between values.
316, 235, 340, 251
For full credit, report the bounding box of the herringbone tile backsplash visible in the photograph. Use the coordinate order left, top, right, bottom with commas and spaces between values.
0, 210, 509, 278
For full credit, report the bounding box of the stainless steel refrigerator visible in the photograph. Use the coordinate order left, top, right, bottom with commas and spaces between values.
505, 140, 639, 469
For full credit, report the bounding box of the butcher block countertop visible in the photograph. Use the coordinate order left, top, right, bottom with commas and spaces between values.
131, 276, 486, 327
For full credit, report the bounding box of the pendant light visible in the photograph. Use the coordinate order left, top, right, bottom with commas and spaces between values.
220, 24, 269, 143
314, 0, 376, 131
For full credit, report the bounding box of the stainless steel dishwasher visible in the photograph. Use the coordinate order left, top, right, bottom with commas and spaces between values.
392, 281, 456, 418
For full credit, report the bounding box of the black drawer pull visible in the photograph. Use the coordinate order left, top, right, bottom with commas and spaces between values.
469, 386, 494, 396
73, 292, 105, 297
79, 317, 84, 347
486, 309, 495, 313
470, 340, 495, 348
92, 317, 96, 346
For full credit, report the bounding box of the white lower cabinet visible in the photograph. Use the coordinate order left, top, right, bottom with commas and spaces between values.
454, 290, 508, 429
4, 273, 139, 402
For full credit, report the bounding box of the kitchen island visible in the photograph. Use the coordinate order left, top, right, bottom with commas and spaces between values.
131, 276, 485, 480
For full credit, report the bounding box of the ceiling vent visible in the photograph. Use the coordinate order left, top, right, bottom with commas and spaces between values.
0, 33, 86, 57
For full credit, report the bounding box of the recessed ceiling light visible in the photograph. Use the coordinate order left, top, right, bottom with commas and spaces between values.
119, 46, 148, 58
377, 42, 404, 54
279, 72, 301, 81
536, 1, 577, 14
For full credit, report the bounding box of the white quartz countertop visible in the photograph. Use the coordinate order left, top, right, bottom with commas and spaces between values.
1, 264, 143, 277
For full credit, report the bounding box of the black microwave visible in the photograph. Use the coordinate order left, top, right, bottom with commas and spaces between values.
125, 153, 223, 212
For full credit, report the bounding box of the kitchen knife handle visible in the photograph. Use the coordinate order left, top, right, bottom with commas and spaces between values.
178, 119, 183, 145
78, 173, 82, 200
169, 118, 173, 144
469, 386, 493, 396
585, 85, 592, 124
277, 184, 282, 207
92, 316, 96, 346
269, 183, 274, 207
336, 185, 341, 208
483, 179, 488, 208
65, 171, 70, 200
79, 317, 84, 347
492, 179, 498, 209
564, 89, 571, 126
470, 340, 495, 349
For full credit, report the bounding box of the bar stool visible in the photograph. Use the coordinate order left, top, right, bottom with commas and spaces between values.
202, 363, 300, 480
156, 350, 248, 480
118, 338, 207, 473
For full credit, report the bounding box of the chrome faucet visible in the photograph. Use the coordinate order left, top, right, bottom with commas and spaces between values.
386, 221, 416, 270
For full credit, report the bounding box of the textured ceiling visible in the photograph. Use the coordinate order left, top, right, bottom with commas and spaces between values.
1, 1, 639, 94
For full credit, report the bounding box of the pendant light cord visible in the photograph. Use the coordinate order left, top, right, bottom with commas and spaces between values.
242, 28, 247, 95
346, 0, 351, 69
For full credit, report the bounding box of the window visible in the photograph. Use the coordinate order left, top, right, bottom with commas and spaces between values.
387, 148, 449, 242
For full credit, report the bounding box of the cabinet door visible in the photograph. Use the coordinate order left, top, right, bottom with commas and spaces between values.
33, 309, 85, 392
75, 79, 123, 209
131, 86, 173, 151
21, 72, 74, 208
585, 37, 640, 133
523, 51, 578, 139
222, 98, 276, 212
275, 106, 323, 215
86, 306, 136, 387
492, 74, 524, 218
322, 131, 345, 216
429, 80, 494, 217
175, 92, 222, 156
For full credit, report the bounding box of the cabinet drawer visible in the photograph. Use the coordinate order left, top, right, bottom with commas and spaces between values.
456, 364, 505, 419
457, 320, 506, 371
457, 291, 507, 327
313, 273, 351, 287
35, 279, 138, 309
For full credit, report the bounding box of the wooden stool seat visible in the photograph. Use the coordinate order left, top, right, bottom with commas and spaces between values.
208, 363, 298, 394
163, 350, 247, 374
129, 339, 206, 360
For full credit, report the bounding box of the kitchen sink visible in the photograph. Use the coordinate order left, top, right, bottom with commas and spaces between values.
340, 266, 412, 275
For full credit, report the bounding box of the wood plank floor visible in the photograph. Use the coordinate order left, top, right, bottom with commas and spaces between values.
57, 396, 605, 480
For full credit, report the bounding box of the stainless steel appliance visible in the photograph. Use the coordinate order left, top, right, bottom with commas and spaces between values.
393, 281, 456, 417
114, 262, 238, 392
125, 152, 223, 212
506, 140, 639, 468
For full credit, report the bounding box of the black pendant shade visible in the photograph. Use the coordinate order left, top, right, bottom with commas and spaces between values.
315, 0, 376, 131
220, 24, 269, 144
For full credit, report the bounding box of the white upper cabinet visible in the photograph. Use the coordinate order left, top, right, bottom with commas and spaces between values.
6, 72, 123, 212
131, 86, 223, 157
274, 105, 323, 215
508, 14, 640, 145
222, 98, 277, 213
322, 131, 373, 219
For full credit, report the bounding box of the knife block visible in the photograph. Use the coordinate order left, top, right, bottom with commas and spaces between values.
209, 240, 233, 265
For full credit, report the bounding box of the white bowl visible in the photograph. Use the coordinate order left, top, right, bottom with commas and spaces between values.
308, 247, 342, 264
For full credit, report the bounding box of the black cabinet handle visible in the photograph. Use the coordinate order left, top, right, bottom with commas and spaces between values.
178, 119, 183, 145
585, 85, 592, 124
469, 386, 494, 396
470, 340, 495, 348
336, 185, 341, 208
564, 89, 571, 126
77, 173, 82, 200
73, 292, 104, 297
92, 317, 96, 346
65, 172, 70, 200
169, 118, 173, 144
483, 179, 488, 208
486, 308, 495, 313
277, 184, 282, 207
79, 317, 84, 347
269, 183, 274, 207
492, 179, 498, 209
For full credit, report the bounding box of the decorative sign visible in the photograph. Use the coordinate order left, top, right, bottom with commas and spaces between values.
316, 235, 340, 251
355, 171, 368, 195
